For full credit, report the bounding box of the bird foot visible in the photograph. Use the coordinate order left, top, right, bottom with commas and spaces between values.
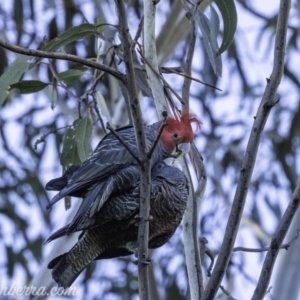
141, 258, 152, 265
132, 257, 152, 265
147, 215, 153, 221
130, 215, 153, 226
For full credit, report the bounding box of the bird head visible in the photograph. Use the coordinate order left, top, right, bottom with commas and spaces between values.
160, 112, 201, 157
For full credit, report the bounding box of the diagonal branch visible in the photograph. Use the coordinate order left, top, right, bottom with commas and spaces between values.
147, 111, 168, 159
106, 122, 142, 164
251, 183, 300, 300
0, 39, 125, 81
202, 0, 291, 299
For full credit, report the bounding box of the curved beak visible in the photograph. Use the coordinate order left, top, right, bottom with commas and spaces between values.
172, 142, 191, 158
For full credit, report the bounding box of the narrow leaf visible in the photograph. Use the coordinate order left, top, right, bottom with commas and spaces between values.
189, 143, 207, 198
60, 126, 81, 171
195, 10, 222, 76
47, 84, 58, 110
74, 118, 92, 163
57, 69, 85, 83
214, 0, 237, 54
0, 55, 29, 106
9, 80, 48, 94
42, 23, 97, 52
95, 91, 112, 124
210, 4, 220, 41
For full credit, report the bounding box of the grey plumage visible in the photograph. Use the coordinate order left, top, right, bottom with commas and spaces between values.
45, 115, 196, 228
47, 161, 189, 289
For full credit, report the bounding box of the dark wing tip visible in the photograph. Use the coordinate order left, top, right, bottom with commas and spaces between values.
47, 253, 66, 269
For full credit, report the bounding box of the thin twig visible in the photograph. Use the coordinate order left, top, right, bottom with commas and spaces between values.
233, 228, 300, 253
251, 183, 300, 300
220, 285, 238, 300
114, 1, 152, 299
162, 66, 222, 91
147, 111, 168, 159
138, 49, 185, 105
91, 93, 107, 134
201, 238, 215, 277
202, 1, 291, 299
48, 59, 79, 101
133, 17, 144, 47
0, 39, 125, 82
106, 122, 142, 165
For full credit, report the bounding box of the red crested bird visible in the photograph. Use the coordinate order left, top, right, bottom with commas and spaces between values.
46, 160, 189, 289
46, 112, 200, 232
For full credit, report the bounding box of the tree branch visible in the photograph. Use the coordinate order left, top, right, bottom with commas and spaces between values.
147, 111, 168, 159
114, 1, 151, 299
181, 25, 204, 300
143, 0, 169, 116
251, 183, 300, 300
233, 227, 300, 253
0, 39, 125, 82
202, 1, 291, 299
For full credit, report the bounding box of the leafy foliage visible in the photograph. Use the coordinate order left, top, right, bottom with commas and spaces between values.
0, 0, 299, 299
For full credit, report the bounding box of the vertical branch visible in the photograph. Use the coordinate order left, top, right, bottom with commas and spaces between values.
251, 183, 300, 300
114, 1, 151, 299
181, 21, 196, 111
181, 23, 204, 300
143, 0, 169, 116
202, 0, 291, 299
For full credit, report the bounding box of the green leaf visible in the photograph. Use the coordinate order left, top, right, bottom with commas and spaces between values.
42, 23, 97, 52
74, 118, 92, 162
0, 24, 96, 106
195, 9, 222, 76
214, 0, 237, 54
95, 91, 112, 124
95, 16, 104, 34
0, 55, 30, 106
48, 84, 58, 110
210, 4, 220, 41
65, 195, 71, 210
60, 126, 81, 171
9, 80, 48, 94
57, 69, 85, 83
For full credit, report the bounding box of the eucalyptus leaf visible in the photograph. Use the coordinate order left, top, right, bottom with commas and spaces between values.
214, 0, 237, 54
48, 84, 58, 110
74, 118, 92, 163
57, 69, 85, 83
60, 126, 81, 172
95, 91, 112, 124
42, 23, 97, 52
189, 143, 206, 199
0, 55, 30, 106
210, 4, 220, 41
9, 80, 48, 94
195, 9, 222, 76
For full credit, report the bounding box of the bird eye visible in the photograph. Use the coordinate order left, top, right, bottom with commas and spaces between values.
173, 133, 180, 140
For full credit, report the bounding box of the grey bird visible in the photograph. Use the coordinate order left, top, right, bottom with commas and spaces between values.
46, 161, 189, 289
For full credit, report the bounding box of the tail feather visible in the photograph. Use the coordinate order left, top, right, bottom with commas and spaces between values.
48, 253, 84, 289
44, 225, 70, 244
45, 165, 81, 193
48, 230, 103, 288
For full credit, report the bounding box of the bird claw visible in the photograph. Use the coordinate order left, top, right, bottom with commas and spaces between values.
147, 215, 153, 222
130, 215, 153, 226
132, 257, 152, 265
142, 258, 152, 265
